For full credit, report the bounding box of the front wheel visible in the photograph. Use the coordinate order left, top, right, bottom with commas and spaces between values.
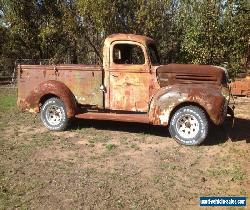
169, 105, 208, 146
41, 97, 68, 131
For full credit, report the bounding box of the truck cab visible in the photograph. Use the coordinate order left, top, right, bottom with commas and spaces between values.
17, 33, 232, 146
103, 34, 160, 112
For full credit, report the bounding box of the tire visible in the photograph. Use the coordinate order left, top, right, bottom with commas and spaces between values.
41, 97, 68, 131
169, 105, 208, 146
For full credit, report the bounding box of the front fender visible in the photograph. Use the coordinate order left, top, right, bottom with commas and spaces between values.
149, 84, 226, 126
19, 80, 78, 118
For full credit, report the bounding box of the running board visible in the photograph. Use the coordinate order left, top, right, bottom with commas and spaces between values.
75, 112, 149, 124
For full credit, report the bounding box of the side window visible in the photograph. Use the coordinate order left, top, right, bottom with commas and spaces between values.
113, 44, 145, 64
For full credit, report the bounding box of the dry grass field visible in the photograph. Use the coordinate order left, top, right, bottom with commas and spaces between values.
0, 87, 249, 209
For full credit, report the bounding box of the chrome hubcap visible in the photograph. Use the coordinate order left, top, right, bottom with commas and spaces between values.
176, 114, 199, 139
45, 105, 63, 126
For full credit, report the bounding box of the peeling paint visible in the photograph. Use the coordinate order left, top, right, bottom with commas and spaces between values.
17, 33, 231, 126
159, 110, 169, 124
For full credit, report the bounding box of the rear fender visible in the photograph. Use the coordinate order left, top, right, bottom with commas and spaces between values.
19, 80, 78, 118
149, 85, 226, 126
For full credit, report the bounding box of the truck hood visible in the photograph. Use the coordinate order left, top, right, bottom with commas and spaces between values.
156, 64, 227, 87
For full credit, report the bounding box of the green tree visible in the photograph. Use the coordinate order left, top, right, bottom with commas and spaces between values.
179, 0, 249, 76
0, 0, 249, 77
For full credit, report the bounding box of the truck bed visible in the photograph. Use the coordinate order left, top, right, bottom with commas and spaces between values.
18, 64, 103, 109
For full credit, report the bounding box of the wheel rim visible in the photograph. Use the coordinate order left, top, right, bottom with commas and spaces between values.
176, 114, 200, 139
45, 105, 63, 126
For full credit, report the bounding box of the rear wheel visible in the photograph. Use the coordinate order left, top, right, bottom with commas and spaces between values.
41, 97, 68, 131
169, 105, 208, 146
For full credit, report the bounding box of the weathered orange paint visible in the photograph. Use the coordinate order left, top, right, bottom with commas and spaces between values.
230, 75, 250, 97
76, 112, 149, 124
17, 33, 231, 126
157, 64, 227, 87
18, 64, 103, 115
18, 80, 78, 117
149, 84, 227, 126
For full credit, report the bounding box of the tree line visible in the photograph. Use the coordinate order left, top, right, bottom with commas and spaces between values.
0, 0, 249, 78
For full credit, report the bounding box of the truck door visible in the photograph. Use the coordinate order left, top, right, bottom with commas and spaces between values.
108, 41, 150, 112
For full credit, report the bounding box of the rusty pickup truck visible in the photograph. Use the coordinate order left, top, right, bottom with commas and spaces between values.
17, 33, 232, 146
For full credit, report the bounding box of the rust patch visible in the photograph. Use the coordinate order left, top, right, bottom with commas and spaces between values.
230, 76, 250, 97
17, 33, 230, 128
18, 80, 78, 118
76, 112, 149, 123
149, 84, 227, 126
105, 33, 154, 47
157, 64, 227, 87
17, 64, 104, 117
106, 39, 153, 112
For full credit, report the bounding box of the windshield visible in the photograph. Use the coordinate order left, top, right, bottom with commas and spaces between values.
148, 44, 160, 65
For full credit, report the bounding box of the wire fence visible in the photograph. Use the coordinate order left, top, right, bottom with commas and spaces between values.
0, 59, 54, 87
0, 76, 13, 85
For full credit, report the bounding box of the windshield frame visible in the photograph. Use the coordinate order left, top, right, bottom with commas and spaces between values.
147, 43, 161, 66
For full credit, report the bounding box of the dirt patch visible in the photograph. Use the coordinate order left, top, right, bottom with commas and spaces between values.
0, 88, 249, 209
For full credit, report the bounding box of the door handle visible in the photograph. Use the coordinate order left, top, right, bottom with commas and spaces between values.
112, 74, 118, 78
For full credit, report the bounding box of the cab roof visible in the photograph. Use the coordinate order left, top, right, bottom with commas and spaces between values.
105, 33, 155, 46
